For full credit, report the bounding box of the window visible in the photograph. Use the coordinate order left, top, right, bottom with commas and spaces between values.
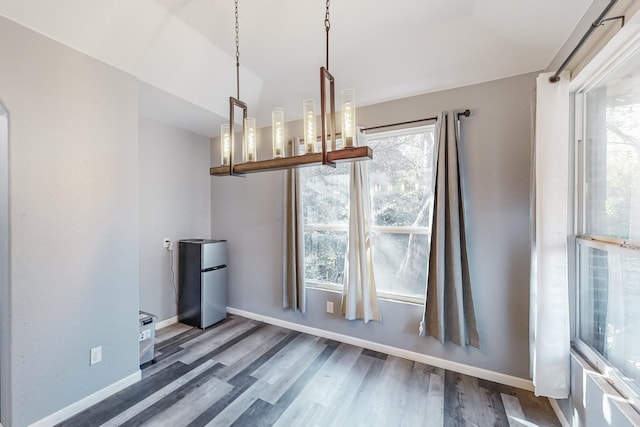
575, 42, 640, 403
301, 126, 437, 302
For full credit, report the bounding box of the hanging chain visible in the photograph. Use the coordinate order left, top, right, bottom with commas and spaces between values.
325, 0, 330, 70
234, 0, 240, 99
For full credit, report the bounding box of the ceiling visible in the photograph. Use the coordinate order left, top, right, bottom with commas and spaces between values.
0, 0, 594, 136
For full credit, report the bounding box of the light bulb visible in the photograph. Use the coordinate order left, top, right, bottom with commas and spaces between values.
303, 99, 317, 154
275, 123, 283, 153
247, 131, 255, 161
343, 104, 353, 145
221, 123, 231, 166
306, 111, 315, 152
244, 117, 257, 162
341, 89, 356, 148
272, 108, 285, 158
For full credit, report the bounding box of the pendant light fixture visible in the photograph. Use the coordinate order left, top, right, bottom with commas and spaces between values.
319, 0, 336, 165
211, 0, 372, 177
220, 0, 251, 175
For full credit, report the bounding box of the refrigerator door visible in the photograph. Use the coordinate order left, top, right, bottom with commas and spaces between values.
201, 267, 228, 328
202, 240, 227, 269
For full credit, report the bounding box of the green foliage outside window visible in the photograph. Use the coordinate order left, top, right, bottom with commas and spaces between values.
301, 127, 436, 299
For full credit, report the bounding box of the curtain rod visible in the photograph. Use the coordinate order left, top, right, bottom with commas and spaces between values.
549, 0, 624, 83
361, 109, 471, 133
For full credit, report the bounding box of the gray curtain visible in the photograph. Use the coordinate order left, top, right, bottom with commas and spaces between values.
342, 130, 381, 323
420, 111, 479, 347
283, 167, 306, 313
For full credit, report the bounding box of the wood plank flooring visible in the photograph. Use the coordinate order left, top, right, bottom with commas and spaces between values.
57, 316, 561, 427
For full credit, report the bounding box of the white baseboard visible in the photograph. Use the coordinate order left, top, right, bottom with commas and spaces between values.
29, 370, 141, 427
155, 315, 178, 330
227, 307, 535, 392
549, 398, 571, 427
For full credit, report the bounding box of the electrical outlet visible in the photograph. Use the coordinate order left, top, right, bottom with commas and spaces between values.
90, 346, 102, 365
326, 301, 334, 314
163, 238, 171, 249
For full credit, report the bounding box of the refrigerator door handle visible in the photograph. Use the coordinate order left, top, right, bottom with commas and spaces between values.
202, 264, 227, 273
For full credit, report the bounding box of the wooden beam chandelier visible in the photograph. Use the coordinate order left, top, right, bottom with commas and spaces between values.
210, 0, 373, 177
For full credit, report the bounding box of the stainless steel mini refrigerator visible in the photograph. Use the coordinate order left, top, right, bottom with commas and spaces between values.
178, 239, 228, 328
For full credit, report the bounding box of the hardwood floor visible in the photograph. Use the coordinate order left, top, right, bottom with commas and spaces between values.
57, 316, 561, 426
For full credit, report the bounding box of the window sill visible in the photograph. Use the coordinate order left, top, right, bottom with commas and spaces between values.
305, 281, 425, 306
571, 345, 640, 422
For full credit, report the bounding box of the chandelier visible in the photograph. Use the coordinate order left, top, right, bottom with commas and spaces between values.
210, 0, 372, 177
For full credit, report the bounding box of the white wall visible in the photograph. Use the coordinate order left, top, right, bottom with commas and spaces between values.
0, 16, 139, 427
138, 116, 211, 322
211, 72, 536, 380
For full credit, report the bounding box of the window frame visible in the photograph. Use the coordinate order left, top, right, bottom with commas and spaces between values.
572, 33, 640, 410
573, 238, 640, 410
303, 124, 436, 305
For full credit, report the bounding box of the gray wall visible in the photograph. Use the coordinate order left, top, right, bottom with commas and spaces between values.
0, 16, 140, 427
211, 72, 536, 379
1, 102, 9, 424
138, 116, 211, 322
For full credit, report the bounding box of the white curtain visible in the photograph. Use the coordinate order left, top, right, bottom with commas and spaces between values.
342, 131, 381, 323
530, 71, 570, 398
420, 111, 479, 347
283, 167, 306, 313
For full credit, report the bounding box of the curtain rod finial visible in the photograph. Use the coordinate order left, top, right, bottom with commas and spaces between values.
457, 109, 471, 119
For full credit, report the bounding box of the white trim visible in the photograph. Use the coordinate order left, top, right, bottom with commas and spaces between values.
372, 225, 430, 235
570, 11, 640, 93
549, 398, 571, 427
155, 315, 178, 330
570, 350, 640, 425
573, 338, 640, 411
305, 280, 343, 292
305, 224, 347, 232
227, 307, 534, 391
306, 224, 430, 235
571, 18, 640, 408
28, 370, 141, 427
305, 281, 425, 305
364, 123, 436, 138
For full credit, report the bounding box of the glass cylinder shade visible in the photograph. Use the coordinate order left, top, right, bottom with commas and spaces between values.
341, 88, 356, 148
272, 108, 285, 158
303, 99, 317, 154
244, 117, 257, 162
220, 123, 231, 165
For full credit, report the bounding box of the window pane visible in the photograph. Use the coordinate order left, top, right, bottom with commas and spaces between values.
369, 130, 436, 227
302, 126, 436, 299
301, 163, 349, 225
578, 243, 640, 394
584, 50, 640, 242
304, 230, 347, 285
373, 233, 428, 299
